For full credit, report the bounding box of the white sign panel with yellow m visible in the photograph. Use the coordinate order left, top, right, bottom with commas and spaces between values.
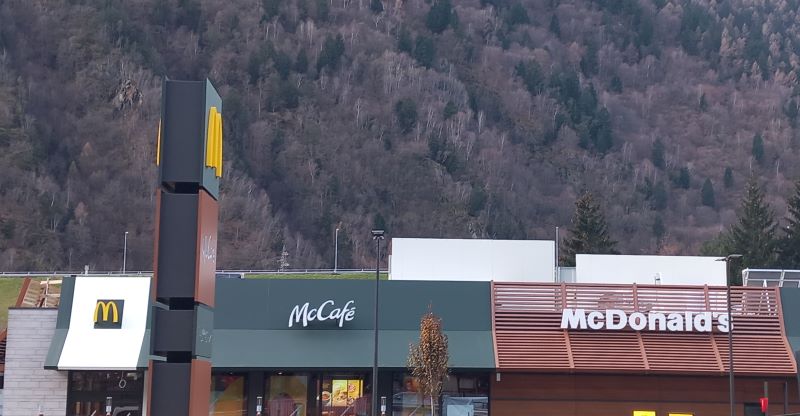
57, 276, 150, 370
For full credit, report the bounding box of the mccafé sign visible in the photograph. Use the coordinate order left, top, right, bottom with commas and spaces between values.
288, 300, 356, 328
560, 308, 730, 333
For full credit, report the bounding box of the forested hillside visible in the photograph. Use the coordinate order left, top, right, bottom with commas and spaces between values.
1, 0, 799, 271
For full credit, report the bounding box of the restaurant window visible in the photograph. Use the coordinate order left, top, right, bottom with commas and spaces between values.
264, 372, 370, 416
321, 373, 370, 416
67, 371, 144, 416
266, 373, 311, 416
211, 373, 247, 415
391, 373, 489, 416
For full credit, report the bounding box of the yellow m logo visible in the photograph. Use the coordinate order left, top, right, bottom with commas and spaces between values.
94, 300, 124, 328
205, 107, 223, 178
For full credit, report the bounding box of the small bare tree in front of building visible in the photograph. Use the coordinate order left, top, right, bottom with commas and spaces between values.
408, 309, 449, 416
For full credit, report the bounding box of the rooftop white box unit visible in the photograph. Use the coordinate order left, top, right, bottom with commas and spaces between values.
575, 254, 726, 286
389, 238, 555, 282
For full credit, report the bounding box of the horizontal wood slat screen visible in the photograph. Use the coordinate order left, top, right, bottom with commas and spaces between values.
493, 283, 796, 375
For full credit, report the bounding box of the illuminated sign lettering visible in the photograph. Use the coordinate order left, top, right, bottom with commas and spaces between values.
560, 308, 729, 333
94, 299, 125, 329
288, 300, 356, 328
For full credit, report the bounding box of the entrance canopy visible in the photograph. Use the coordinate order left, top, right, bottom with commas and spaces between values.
45, 276, 152, 370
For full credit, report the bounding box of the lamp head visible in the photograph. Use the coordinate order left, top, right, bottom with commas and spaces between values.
716, 254, 743, 262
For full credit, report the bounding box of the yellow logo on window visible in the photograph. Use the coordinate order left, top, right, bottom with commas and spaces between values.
633, 411, 656, 416
205, 107, 223, 178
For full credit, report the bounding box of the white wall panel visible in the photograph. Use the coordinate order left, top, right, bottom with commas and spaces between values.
389, 238, 555, 282
575, 254, 726, 286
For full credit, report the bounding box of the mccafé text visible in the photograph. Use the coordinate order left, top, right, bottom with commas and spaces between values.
289, 300, 356, 328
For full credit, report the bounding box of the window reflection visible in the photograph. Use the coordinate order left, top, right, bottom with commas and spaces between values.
267, 375, 309, 416
391, 373, 489, 416
67, 371, 144, 416
211, 373, 247, 416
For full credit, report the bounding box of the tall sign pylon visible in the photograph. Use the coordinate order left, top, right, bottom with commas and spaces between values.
148, 79, 222, 415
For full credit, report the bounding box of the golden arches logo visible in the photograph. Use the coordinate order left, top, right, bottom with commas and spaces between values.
94, 300, 124, 329
206, 107, 223, 178
156, 120, 162, 166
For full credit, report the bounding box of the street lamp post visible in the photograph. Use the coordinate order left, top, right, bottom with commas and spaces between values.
123, 231, 129, 274
371, 229, 385, 416
334, 227, 340, 274
719, 254, 743, 416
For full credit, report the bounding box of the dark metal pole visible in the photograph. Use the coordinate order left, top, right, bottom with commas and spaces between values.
784, 381, 788, 415
728, 259, 736, 416
373, 238, 380, 416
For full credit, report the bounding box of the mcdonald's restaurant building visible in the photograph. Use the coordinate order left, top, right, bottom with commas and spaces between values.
5, 276, 800, 416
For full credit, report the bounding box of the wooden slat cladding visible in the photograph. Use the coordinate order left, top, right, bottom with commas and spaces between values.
493, 283, 797, 375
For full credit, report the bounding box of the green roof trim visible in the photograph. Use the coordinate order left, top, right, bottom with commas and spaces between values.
211, 329, 494, 369
44, 275, 75, 369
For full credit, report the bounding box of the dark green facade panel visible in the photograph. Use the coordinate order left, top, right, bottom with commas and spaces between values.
210, 329, 494, 369
211, 279, 495, 370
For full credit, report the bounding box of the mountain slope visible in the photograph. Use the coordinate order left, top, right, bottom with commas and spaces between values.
0, 0, 799, 270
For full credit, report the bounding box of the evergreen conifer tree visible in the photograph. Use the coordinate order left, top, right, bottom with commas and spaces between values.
701, 178, 715, 207
725, 177, 777, 271
413, 35, 436, 68
397, 28, 413, 54
549, 14, 561, 38
778, 180, 800, 268
752, 133, 765, 164
724, 167, 734, 188
609, 74, 623, 93
651, 138, 665, 169
652, 181, 668, 210
561, 192, 618, 266
426, 0, 454, 34
653, 215, 665, 239
674, 167, 691, 189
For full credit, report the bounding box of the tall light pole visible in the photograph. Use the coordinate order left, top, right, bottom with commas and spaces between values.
122, 231, 129, 274
719, 254, 743, 416
334, 227, 340, 274
371, 229, 385, 416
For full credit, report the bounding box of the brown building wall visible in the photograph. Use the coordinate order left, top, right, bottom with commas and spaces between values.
491, 373, 800, 416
